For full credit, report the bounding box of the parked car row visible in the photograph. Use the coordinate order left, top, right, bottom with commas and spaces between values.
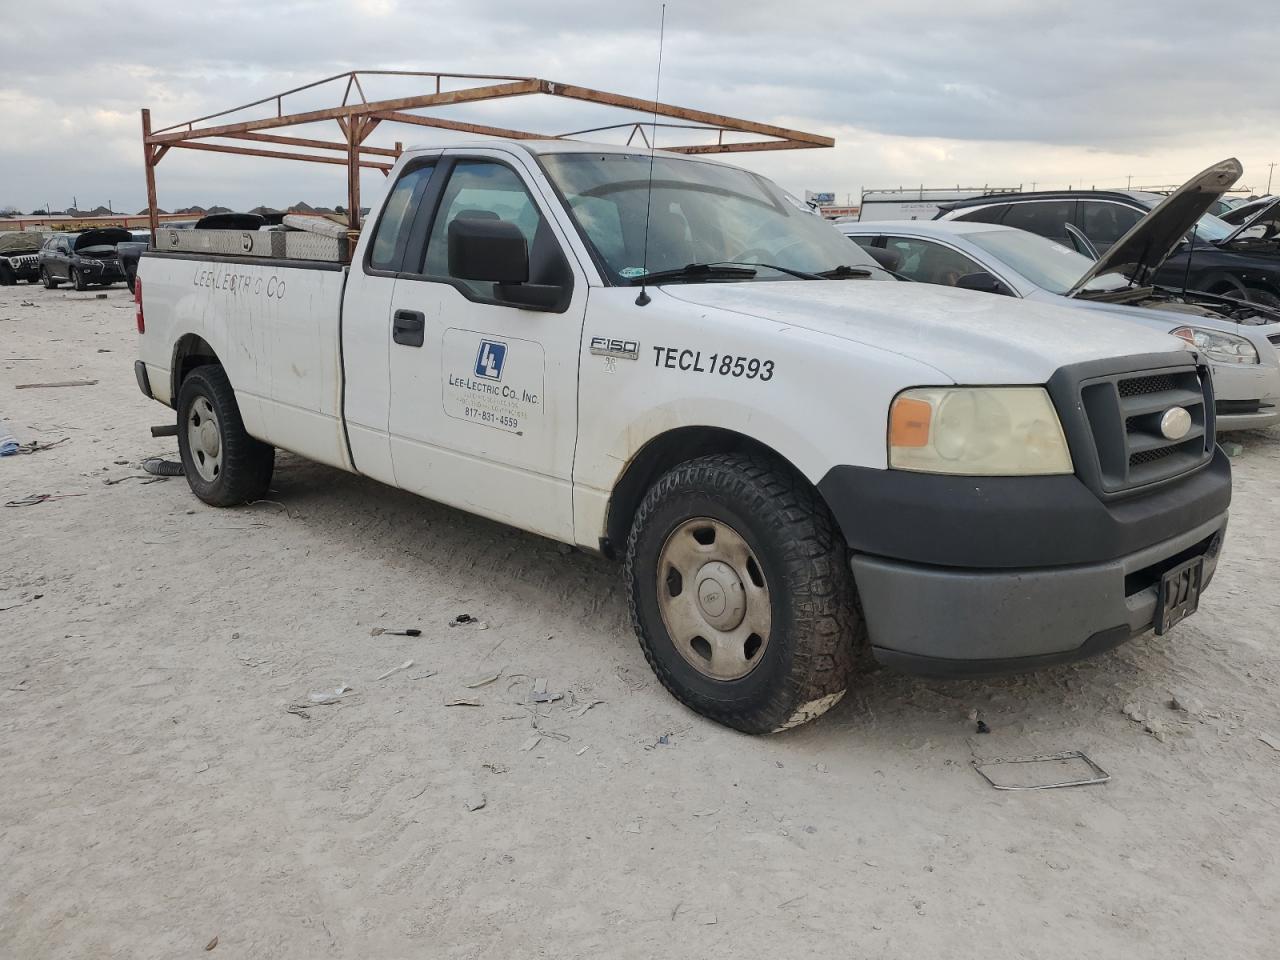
839, 159, 1280, 432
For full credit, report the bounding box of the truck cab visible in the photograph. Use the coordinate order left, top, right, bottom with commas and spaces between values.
135, 140, 1231, 733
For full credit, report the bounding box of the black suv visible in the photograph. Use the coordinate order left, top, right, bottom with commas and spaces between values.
38, 228, 131, 290
936, 190, 1280, 307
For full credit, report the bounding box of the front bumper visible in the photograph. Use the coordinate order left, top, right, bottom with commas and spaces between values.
1211, 361, 1280, 431
819, 446, 1232, 675
78, 260, 126, 281
854, 512, 1226, 675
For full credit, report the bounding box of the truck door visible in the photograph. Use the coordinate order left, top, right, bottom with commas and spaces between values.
385, 152, 588, 541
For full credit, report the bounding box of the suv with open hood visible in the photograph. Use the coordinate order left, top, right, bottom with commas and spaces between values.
936, 160, 1280, 307
38, 227, 131, 290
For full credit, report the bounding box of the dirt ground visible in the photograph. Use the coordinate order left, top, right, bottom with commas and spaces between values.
2, 281, 1279, 959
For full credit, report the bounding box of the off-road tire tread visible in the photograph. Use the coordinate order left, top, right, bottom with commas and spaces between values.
624, 452, 861, 734
177, 365, 274, 507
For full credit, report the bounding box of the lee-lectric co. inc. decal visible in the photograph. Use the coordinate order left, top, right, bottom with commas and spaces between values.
443, 329, 544, 436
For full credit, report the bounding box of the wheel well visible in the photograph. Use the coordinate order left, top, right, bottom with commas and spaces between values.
1200, 274, 1249, 298
171, 335, 221, 401
603, 426, 802, 558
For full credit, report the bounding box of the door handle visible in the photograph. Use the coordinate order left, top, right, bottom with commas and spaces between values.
392, 309, 425, 347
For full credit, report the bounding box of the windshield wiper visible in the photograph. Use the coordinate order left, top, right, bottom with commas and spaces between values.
814, 264, 873, 279
711, 260, 823, 280
626, 262, 757, 285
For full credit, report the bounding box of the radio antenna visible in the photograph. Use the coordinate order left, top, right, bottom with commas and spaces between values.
635, 2, 667, 308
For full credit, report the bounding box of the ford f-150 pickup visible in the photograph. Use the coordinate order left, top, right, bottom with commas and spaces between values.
134, 140, 1231, 733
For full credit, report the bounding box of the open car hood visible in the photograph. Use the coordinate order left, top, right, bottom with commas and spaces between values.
1066, 157, 1242, 297
73, 228, 132, 251
1222, 196, 1280, 245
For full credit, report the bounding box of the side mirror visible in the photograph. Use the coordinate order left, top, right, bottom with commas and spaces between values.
448, 217, 528, 284
955, 272, 1012, 296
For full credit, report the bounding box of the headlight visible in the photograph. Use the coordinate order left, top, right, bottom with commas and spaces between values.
1171, 326, 1258, 365
80, 258, 103, 268
888, 387, 1073, 475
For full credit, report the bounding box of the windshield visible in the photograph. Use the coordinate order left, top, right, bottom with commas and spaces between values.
965, 228, 1130, 295
540, 152, 888, 283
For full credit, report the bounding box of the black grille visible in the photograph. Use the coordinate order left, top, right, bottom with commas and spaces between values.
1078, 365, 1213, 493
1117, 374, 1176, 398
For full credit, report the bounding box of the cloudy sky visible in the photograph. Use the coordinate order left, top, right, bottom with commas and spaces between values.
2, 0, 1276, 214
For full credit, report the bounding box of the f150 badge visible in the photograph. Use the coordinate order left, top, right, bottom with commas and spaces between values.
590, 337, 640, 360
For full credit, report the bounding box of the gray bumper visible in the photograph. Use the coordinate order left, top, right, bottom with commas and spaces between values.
1212, 361, 1280, 431
1216, 405, 1280, 432
853, 512, 1228, 676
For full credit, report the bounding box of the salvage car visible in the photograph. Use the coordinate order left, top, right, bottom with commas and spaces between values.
935, 161, 1280, 306
1219, 195, 1277, 226
840, 208, 1280, 431
0, 231, 43, 285
134, 141, 1230, 732
38, 227, 131, 290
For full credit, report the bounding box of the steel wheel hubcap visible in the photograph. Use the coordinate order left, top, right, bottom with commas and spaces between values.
656, 517, 771, 681
187, 397, 222, 483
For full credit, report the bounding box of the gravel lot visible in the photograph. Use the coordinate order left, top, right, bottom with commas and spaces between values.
2, 282, 1279, 959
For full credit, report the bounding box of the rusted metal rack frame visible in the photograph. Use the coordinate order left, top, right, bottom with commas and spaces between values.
140, 70, 834, 247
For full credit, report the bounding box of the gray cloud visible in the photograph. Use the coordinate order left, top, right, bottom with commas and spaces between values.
1, 0, 1276, 212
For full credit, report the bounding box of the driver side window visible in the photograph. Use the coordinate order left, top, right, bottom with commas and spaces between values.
883, 236, 990, 287
422, 160, 546, 300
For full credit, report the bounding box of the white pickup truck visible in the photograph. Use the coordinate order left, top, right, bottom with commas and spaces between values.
134, 141, 1231, 733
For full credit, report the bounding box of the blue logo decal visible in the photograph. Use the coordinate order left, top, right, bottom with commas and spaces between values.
474, 340, 507, 381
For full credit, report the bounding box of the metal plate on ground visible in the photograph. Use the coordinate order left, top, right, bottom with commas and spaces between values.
972, 751, 1110, 791
1155, 556, 1204, 635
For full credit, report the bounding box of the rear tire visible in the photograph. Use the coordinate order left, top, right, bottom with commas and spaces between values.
0, 263, 14, 286
624, 452, 860, 734
176, 365, 274, 507
1245, 287, 1280, 309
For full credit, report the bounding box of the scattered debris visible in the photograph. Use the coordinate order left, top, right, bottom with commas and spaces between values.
15, 380, 99, 390
464, 670, 502, 688
464, 794, 487, 812
814, 763, 828, 773
777, 895, 805, 909
624, 821, 641, 834
309, 684, 353, 704
205, 935, 218, 951
575, 746, 589, 756
104, 474, 168, 486
1259, 733, 1280, 752
1221, 441, 1244, 458
529, 678, 562, 704
95, 293, 108, 300
370, 627, 422, 637
972, 751, 1110, 791
375, 660, 413, 681
449, 613, 476, 627
1168, 692, 1205, 717
195, 762, 210, 774
569, 699, 605, 719
3, 437, 70, 456
0, 593, 43, 613
976, 719, 991, 734
520, 734, 543, 752
1122, 702, 1168, 741
286, 705, 313, 720
482, 762, 508, 775
5, 492, 87, 507
445, 697, 482, 707
141, 457, 184, 477
407, 671, 437, 681
697, 914, 717, 925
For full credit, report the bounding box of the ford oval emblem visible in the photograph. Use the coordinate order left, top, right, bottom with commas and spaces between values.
1160, 407, 1192, 441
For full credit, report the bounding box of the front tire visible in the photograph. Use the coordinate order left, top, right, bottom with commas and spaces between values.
41, 267, 59, 289
176, 365, 274, 507
71, 267, 87, 291
624, 453, 860, 734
